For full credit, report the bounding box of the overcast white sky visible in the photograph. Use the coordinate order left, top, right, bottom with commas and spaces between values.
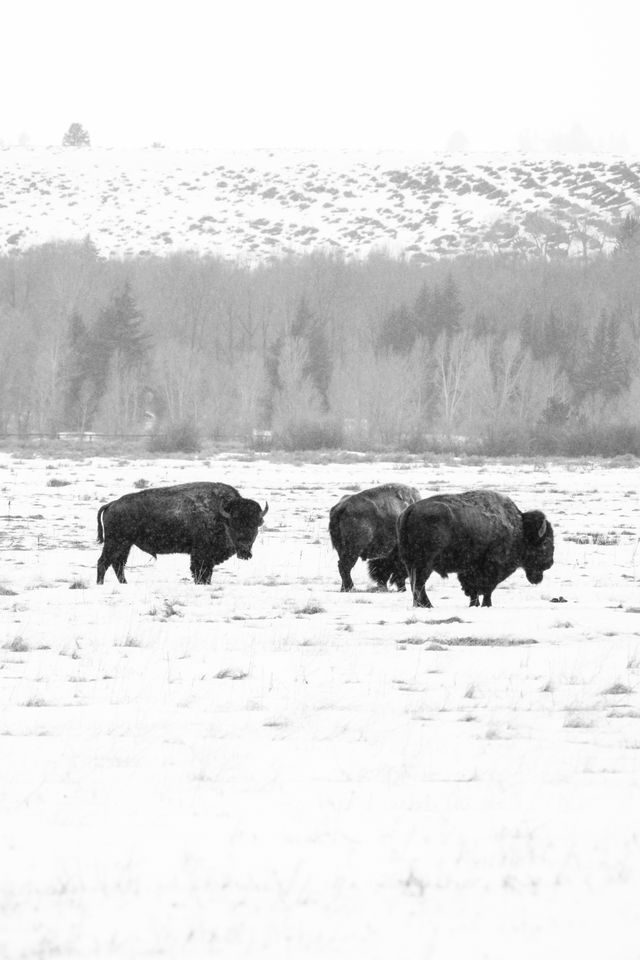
3, 0, 638, 153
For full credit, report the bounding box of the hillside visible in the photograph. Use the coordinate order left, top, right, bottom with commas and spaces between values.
1, 146, 638, 262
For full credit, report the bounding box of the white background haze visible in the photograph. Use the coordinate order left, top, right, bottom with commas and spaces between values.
3, 0, 639, 153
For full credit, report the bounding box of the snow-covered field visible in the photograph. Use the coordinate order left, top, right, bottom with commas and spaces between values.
1, 451, 640, 959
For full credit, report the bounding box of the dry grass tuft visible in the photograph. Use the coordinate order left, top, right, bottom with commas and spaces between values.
564, 714, 594, 728
3, 636, 29, 653
215, 668, 248, 680
295, 601, 325, 615
602, 682, 634, 696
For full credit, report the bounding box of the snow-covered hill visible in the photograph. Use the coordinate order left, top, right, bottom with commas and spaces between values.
1, 146, 638, 262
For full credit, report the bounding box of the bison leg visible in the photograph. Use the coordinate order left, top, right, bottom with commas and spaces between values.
112, 560, 128, 584
111, 545, 131, 584
375, 548, 408, 592
390, 554, 409, 592
410, 563, 433, 608
458, 571, 480, 607
338, 554, 357, 592
480, 578, 498, 607
97, 550, 110, 585
190, 553, 214, 585
97, 544, 130, 584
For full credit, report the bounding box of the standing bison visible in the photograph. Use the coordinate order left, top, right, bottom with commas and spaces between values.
329, 483, 421, 592
96, 482, 268, 585
397, 490, 554, 608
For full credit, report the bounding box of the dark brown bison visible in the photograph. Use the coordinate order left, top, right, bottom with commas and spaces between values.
397, 489, 554, 608
96, 482, 268, 585
329, 483, 421, 592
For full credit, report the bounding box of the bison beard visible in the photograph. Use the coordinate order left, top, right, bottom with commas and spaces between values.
397, 490, 554, 608
96, 482, 268, 585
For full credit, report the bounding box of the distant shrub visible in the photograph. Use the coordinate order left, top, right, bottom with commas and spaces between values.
47, 478, 72, 487
406, 433, 482, 456
565, 424, 640, 458
480, 421, 640, 458
148, 421, 201, 454
482, 425, 532, 457
531, 422, 640, 458
274, 417, 343, 451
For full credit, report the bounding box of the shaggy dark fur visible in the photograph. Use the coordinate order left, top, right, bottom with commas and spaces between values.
397, 489, 554, 608
328, 483, 421, 592
96, 481, 267, 585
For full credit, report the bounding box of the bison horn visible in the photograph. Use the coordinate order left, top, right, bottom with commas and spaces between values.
219, 505, 232, 520
538, 518, 547, 538
261, 501, 269, 518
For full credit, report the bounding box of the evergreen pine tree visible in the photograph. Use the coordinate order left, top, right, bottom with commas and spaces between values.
519, 309, 538, 356
62, 312, 92, 429
413, 282, 434, 341
290, 296, 331, 406
95, 281, 149, 370
88, 282, 150, 429
421, 274, 463, 343
436, 274, 463, 337
377, 303, 417, 352
62, 123, 91, 147
580, 310, 630, 399
615, 212, 640, 255
600, 311, 631, 396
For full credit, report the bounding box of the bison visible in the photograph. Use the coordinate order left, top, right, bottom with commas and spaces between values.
329, 483, 421, 592
397, 489, 554, 608
96, 482, 268, 585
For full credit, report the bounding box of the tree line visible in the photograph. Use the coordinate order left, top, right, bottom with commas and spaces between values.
1, 222, 640, 454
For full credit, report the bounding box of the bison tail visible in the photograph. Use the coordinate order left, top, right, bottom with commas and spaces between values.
97, 504, 107, 543
368, 556, 394, 585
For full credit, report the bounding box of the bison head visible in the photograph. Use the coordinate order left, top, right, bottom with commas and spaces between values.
219, 499, 268, 560
522, 510, 554, 584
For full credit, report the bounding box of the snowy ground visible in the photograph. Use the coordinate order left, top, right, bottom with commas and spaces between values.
1, 451, 640, 959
